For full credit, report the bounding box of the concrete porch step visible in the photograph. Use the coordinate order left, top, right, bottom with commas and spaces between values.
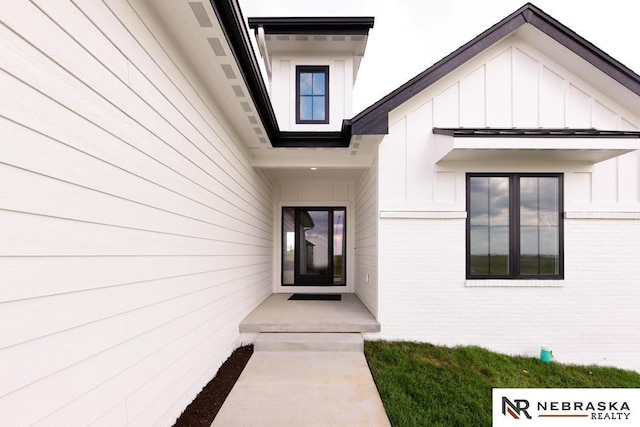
254, 333, 364, 352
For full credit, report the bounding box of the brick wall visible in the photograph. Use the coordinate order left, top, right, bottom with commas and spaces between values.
375, 217, 640, 372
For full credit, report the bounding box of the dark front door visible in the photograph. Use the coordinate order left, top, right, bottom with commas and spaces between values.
282, 207, 346, 286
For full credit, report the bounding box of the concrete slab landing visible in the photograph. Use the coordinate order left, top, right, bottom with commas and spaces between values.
239, 293, 380, 333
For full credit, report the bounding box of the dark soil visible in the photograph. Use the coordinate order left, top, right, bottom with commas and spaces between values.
173, 345, 253, 427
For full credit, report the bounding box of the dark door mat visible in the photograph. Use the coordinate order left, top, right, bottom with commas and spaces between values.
288, 293, 342, 301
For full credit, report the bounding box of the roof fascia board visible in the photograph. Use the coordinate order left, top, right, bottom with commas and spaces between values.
209, 0, 352, 147
352, 2, 640, 136
248, 17, 375, 35
273, 133, 349, 148
273, 120, 353, 147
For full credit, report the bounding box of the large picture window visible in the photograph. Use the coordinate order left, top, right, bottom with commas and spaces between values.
296, 66, 329, 124
466, 174, 563, 279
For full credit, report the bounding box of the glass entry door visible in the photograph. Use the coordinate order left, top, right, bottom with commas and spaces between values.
282, 207, 346, 286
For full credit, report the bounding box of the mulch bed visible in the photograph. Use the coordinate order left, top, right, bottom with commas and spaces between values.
173, 345, 253, 427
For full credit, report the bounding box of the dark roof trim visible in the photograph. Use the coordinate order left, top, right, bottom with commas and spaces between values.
209, 0, 278, 138
434, 128, 640, 138
209, 0, 352, 147
277, 121, 353, 147
274, 121, 351, 147
248, 17, 374, 35
352, 3, 640, 135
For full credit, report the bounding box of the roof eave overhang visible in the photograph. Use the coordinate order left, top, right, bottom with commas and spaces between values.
210, 0, 354, 148
247, 17, 375, 35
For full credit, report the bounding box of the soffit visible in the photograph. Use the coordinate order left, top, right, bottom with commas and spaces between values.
252, 134, 381, 169
263, 34, 368, 78
136, 0, 268, 151
263, 35, 368, 57
248, 17, 373, 85
248, 16, 372, 56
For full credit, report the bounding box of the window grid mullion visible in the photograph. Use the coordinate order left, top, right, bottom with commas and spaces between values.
487, 178, 492, 275
537, 177, 541, 276
512, 175, 519, 279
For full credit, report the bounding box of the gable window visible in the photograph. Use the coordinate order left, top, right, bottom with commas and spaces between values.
296, 66, 329, 124
466, 174, 563, 279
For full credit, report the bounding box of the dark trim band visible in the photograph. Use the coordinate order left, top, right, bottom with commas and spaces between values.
248, 17, 374, 35
434, 128, 640, 138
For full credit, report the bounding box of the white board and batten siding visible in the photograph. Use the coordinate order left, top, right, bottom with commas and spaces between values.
270, 55, 354, 132
0, 1, 272, 425
375, 33, 640, 372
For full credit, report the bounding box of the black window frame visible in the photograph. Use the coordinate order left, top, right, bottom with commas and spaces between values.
466, 173, 564, 280
295, 65, 330, 124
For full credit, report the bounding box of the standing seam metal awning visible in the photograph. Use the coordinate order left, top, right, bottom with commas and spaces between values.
432, 128, 640, 163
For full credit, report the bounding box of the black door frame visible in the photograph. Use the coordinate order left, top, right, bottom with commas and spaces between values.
282, 206, 346, 286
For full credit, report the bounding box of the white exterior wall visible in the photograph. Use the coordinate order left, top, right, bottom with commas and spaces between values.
378, 216, 640, 371
270, 54, 354, 132
272, 177, 356, 293
0, 1, 272, 425
375, 33, 640, 371
354, 158, 379, 317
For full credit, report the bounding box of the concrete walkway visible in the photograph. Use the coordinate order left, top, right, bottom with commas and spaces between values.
211, 333, 390, 426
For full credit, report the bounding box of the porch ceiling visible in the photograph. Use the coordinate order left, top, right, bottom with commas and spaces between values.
264, 168, 365, 182
252, 134, 382, 168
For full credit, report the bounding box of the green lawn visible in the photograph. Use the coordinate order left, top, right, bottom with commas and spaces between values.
364, 341, 640, 427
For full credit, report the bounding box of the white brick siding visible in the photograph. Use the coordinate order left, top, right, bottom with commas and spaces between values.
375, 217, 640, 372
